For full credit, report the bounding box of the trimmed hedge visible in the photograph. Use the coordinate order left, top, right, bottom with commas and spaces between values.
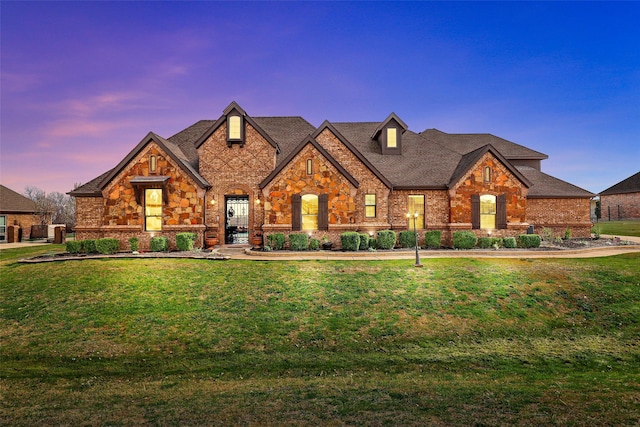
289, 233, 309, 251
398, 230, 417, 248
66, 240, 82, 254
477, 237, 503, 249
503, 236, 517, 248
369, 238, 378, 249
176, 232, 197, 251
453, 231, 477, 249
83, 239, 97, 254
150, 236, 169, 252
267, 233, 285, 250
358, 233, 370, 250
518, 234, 541, 248
425, 230, 441, 249
128, 237, 139, 252
341, 232, 360, 251
309, 238, 320, 250
377, 230, 396, 250
96, 238, 120, 255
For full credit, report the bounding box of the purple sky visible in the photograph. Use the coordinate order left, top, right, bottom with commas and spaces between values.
2, 1, 639, 196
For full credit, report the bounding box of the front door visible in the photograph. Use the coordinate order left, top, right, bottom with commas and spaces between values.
225, 196, 249, 244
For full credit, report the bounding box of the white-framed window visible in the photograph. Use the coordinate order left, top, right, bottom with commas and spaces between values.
301, 194, 318, 231
145, 189, 163, 231
0, 216, 6, 242
365, 194, 376, 218
387, 128, 397, 148
480, 194, 496, 229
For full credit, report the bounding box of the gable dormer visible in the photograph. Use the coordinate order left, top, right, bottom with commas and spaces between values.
223, 101, 246, 147
372, 112, 408, 155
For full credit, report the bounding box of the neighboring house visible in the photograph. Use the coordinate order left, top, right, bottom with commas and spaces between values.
599, 171, 640, 220
0, 184, 41, 242
70, 101, 594, 249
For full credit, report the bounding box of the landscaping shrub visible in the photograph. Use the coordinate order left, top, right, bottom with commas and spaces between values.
541, 227, 554, 242
358, 233, 370, 250
369, 238, 378, 249
453, 231, 477, 249
478, 237, 502, 249
66, 240, 82, 254
518, 234, 541, 248
176, 232, 197, 251
128, 237, 139, 252
425, 230, 441, 249
83, 239, 97, 254
503, 236, 517, 248
267, 233, 285, 250
398, 230, 417, 248
150, 236, 169, 252
341, 232, 360, 251
309, 238, 320, 250
563, 228, 572, 240
96, 238, 120, 255
289, 233, 309, 251
377, 230, 396, 250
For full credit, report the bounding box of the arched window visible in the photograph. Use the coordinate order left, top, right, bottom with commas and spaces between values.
480, 194, 496, 229
301, 194, 318, 230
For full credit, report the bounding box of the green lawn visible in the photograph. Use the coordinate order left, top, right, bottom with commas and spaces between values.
1, 248, 639, 426
593, 219, 640, 237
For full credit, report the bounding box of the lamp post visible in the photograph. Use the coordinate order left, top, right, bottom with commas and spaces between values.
406, 211, 422, 268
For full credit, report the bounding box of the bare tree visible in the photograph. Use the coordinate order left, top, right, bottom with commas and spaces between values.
23, 185, 78, 231
23, 186, 54, 225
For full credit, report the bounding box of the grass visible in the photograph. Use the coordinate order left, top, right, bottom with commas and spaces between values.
592, 219, 640, 237
1, 247, 639, 426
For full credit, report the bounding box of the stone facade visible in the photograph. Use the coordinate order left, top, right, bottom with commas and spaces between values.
600, 193, 640, 221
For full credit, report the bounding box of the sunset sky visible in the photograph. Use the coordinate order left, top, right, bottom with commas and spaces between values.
1, 1, 638, 196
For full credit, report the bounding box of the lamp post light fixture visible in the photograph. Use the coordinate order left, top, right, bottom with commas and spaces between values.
406, 211, 423, 268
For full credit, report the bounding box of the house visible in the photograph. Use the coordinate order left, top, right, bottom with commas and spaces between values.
0, 184, 43, 242
69, 101, 594, 249
599, 171, 640, 220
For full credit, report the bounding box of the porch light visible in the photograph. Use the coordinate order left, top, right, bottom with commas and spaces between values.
406, 211, 422, 268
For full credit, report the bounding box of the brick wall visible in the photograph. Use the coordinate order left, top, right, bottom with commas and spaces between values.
600, 193, 640, 220
198, 121, 275, 239
527, 198, 592, 237
2, 213, 40, 240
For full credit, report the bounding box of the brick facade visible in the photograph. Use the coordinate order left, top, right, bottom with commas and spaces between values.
2, 213, 40, 240
600, 193, 640, 221
527, 198, 592, 237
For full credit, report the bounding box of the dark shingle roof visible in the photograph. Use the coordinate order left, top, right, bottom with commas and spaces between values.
516, 167, 594, 198
421, 129, 548, 160
0, 184, 38, 213
68, 170, 113, 196
252, 117, 316, 165
599, 171, 640, 195
331, 122, 463, 189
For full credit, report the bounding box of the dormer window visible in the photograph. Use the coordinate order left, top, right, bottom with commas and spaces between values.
387, 128, 397, 148
227, 115, 243, 142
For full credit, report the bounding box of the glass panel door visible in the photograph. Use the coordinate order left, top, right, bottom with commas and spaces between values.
225, 196, 249, 244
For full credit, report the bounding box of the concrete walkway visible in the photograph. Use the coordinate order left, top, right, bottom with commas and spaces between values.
3, 236, 639, 261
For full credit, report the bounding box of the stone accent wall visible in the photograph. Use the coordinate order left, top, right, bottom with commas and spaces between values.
74, 142, 206, 249
527, 198, 592, 237
600, 193, 640, 220
198, 121, 275, 238
449, 153, 528, 226
314, 128, 391, 229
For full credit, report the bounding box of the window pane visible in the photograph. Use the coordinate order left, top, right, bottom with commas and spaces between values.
365, 194, 376, 218
301, 194, 318, 230
408, 195, 425, 229
145, 189, 163, 231
387, 128, 397, 148
480, 195, 496, 229
228, 116, 241, 139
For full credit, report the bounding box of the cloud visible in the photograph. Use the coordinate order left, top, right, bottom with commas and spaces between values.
1, 72, 42, 93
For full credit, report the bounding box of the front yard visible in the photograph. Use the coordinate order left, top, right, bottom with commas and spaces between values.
1, 247, 638, 425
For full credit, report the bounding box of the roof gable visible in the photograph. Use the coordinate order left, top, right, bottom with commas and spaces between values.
260, 135, 359, 189
313, 121, 392, 188
371, 112, 408, 139
448, 144, 532, 189
194, 101, 280, 152
98, 132, 210, 191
